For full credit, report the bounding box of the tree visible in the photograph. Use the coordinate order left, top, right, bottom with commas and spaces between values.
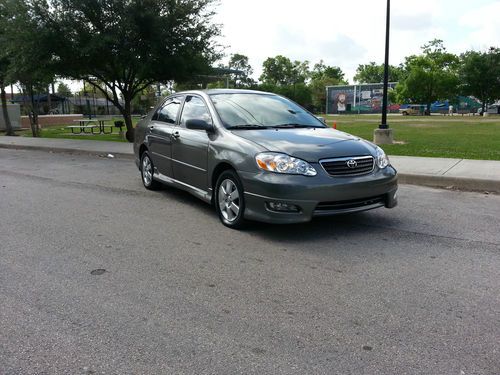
258, 82, 312, 108
0, 66, 15, 136
459, 47, 500, 113
56, 82, 72, 98
0, 3, 15, 136
309, 61, 347, 112
228, 54, 255, 88
260, 55, 310, 86
36, 0, 221, 141
354, 62, 406, 83
396, 40, 459, 113
1, 0, 55, 137
310, 60, 346, 82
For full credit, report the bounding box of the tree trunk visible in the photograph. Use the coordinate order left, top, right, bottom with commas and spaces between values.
426, 103, 432, 116
122, 96, 135, 143
1, 84, 15, 136
28, 85, 40, 137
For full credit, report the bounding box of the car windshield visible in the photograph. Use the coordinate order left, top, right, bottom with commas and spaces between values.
209, 93, 326, 129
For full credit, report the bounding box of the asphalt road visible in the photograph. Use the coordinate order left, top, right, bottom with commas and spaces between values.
1, 149, 499, 375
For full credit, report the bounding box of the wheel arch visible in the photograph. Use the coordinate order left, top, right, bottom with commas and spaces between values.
139, 143, 149, 159
211, 162, 237, 203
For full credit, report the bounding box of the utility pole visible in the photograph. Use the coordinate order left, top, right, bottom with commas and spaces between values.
374, 0, 394, 144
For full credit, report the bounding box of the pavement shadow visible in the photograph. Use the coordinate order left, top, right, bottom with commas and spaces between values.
153, 182, 401, 245
243, 213, 382, 243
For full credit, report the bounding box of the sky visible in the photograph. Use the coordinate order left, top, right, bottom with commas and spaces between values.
60, 0, 500, 92
212, 0, 500, 82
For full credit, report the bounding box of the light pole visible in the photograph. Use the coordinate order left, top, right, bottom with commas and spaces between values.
374, 0, 394, 144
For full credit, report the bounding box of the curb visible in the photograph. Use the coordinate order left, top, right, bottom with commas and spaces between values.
398, 173, 500, 194
0, 142, 135, 160
1, 142, 498, 194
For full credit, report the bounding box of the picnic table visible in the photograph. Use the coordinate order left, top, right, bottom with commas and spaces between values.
66, 119, 113, 135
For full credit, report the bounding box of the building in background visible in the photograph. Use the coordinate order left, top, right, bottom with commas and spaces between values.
0, 103, 21, 130
326, 83, 398, 114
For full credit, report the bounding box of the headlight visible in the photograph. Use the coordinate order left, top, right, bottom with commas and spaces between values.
255, 152, 317, 176
375, 146, 389, 169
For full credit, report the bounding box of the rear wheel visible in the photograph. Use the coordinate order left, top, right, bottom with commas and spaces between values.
140, 151, 161, 190
215, 170, 246, 229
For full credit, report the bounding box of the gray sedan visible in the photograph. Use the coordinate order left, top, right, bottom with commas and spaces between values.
134, 89, 397, 228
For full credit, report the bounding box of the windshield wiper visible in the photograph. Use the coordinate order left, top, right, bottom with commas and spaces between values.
273, 123, 324, 129
227, 124, 270, 130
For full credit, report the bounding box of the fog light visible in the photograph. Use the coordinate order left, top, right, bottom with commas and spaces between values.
266, 202, 300, 213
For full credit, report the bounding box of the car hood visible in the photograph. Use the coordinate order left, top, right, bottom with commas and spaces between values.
232, 128, 376, 162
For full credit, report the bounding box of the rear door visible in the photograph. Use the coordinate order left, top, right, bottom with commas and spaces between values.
148, 96, 183, 177
171, 95, 212, 191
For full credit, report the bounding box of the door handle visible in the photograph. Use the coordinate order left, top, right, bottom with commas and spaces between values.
148, 125, 155, 130
172, 131, 180, 139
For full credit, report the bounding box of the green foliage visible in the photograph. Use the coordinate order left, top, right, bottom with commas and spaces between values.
309, 60, 346, 112
32, 0, 221, 141
354, 62, 406, 83
257, 82, 312, 108
0, 0, 56, 136
260, 55, 310, 86
459, 48, 500, 111
228, 53, 255, 88
258, 57, 347, 110
130, 85, 158, 114
56, 82, 72, 97
396, 40, 459, 111
310, 60, 346, 82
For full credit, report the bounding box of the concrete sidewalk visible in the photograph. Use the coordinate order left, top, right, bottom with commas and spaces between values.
1, 136, 499, 193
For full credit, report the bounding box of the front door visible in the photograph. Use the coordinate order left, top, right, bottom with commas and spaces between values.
148, 97, 183, 177
171, 95, 212, 192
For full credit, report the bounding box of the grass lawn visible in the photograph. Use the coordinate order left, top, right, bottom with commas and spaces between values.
14, 117, 140, 143
323, 114, 500, 160
35, 125, 128, 142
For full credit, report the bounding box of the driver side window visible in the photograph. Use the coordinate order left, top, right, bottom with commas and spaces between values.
179, 96, 212, 128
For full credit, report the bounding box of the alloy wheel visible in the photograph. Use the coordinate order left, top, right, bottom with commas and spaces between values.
218, 178, 240, 222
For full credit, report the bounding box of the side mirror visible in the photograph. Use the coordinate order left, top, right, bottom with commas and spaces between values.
185, 118, 214, 131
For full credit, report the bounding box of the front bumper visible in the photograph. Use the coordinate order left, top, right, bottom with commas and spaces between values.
239, 165, 398, 224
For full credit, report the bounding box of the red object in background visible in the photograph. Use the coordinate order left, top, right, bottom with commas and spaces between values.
332, 121, 337, 129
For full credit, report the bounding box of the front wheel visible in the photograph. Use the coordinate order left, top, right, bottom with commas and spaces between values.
215, 170, 246, 229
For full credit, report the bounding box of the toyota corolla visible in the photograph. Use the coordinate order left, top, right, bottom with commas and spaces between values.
134, 89, 398, 228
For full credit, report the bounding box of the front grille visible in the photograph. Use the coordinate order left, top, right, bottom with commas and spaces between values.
315, 195, 385, 212
320, 156, 374, 176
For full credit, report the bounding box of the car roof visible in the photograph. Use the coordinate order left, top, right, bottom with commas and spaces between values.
174, 89, 276, 96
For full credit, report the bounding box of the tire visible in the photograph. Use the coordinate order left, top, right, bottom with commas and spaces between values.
140, 151, 161, 190
215, 170, 246, 229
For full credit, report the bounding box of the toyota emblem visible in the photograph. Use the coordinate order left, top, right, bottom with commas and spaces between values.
346, 159, 358, 169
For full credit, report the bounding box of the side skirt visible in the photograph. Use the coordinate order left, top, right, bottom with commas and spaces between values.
153, 171, 212, 204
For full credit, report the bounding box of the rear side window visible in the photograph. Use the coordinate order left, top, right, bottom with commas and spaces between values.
154, 99, 182, 124
179, 96, 212, 128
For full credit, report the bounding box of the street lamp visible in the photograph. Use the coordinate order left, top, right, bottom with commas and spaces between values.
83, 81, 91, 119
374, 0, 394, 144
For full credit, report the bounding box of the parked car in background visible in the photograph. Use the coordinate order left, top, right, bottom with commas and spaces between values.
478, 105, 500, 116
134, 90, 398, 228
399, 104, 427, 116
487, 104, 500, 114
